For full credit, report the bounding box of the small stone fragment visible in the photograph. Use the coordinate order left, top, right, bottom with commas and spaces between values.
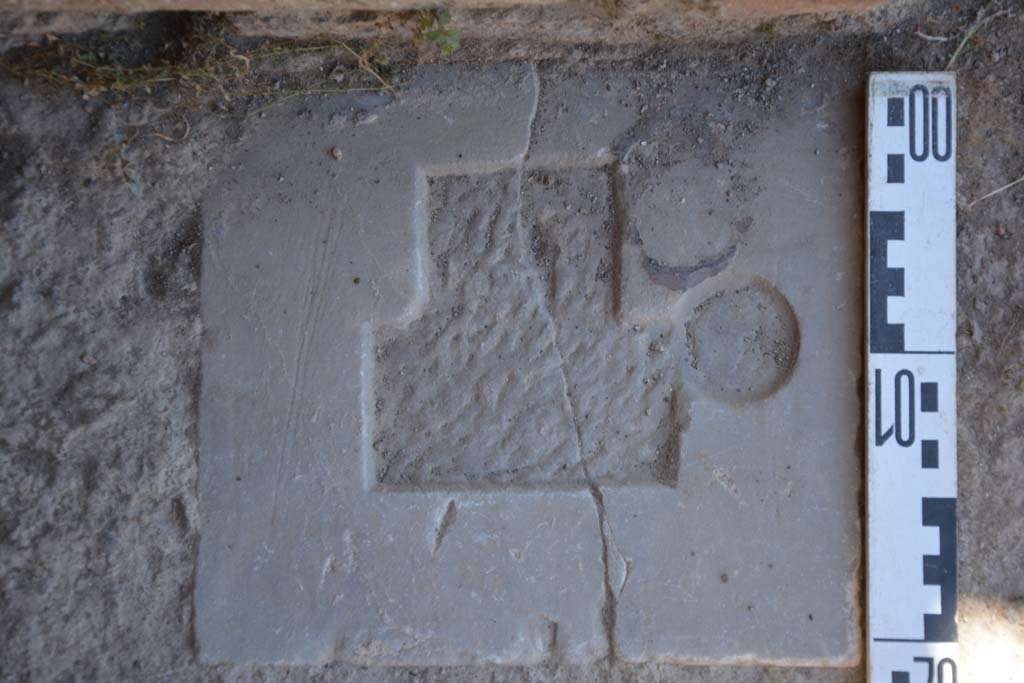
329, 65, 348, 84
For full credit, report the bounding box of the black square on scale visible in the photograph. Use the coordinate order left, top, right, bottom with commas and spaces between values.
921, 382, 939, 413
887, 98, 905, 126
922, 440, 939, 469
887, 154, 905, 183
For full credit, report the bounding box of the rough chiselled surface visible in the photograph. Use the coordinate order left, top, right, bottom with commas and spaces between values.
521, 167, 685, 486
374, 164, 695, 488
373, 171, 580, 486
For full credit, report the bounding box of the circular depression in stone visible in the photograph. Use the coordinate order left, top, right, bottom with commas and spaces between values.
685, 278, 800, 403
627, 160, 750, 272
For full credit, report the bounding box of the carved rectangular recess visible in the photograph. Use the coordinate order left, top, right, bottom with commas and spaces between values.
366, 168, 688, 490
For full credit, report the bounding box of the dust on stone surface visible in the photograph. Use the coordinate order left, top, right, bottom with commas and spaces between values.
684, 280, 800, 402
2, 0, 1024, 679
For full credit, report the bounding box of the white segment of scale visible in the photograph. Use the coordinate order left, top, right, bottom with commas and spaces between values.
866, 73, 958, 683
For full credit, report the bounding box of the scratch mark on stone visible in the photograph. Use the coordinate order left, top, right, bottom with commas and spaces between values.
432, 499, 458, 556
273, 219, 335, 524
711, 466, 740, 498
342, 529, 356, 574
546, 618, 560, 661
778, 177, 823, 206
320, 554, 336, 590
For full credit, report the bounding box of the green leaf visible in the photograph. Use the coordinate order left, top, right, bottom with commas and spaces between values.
424, 27, 460, 55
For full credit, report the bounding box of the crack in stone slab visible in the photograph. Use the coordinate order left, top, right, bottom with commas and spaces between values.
516, 199, 619, 662
371, 170, 583, 486
518, 82, 618, 660
548, 319, 619, 664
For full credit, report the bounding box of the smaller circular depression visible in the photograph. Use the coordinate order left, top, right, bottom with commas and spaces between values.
685, 278, 800, 403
